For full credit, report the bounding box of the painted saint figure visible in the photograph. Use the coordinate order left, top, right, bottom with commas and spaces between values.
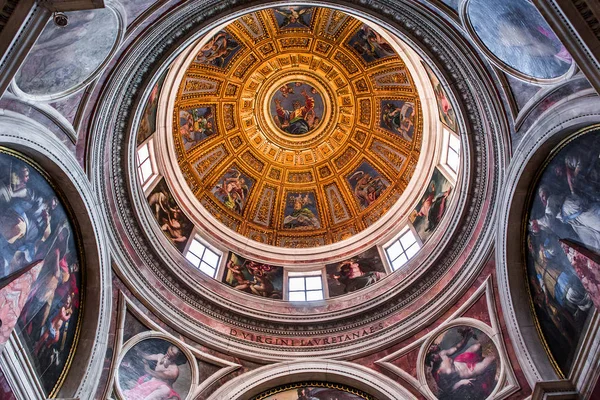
283, 193, 320, 229
349, 170, 388, 209
212, 168, 251, 214
122, 345, 186, 400
426, 327, 497, 399
223, 255, 283, 299
330, 259, 383, 294
381, 101, 415, 140
275, 90, 315, 135
414, 181, 452, 233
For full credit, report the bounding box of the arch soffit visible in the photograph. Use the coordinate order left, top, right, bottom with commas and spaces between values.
208, 359, 416, 400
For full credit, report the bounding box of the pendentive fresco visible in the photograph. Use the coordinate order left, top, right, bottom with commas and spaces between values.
117, 338, 192, 400
14, 7, 120, 98
465, 0, 573, 81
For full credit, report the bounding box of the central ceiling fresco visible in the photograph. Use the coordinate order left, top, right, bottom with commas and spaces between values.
172, 6, 422, 247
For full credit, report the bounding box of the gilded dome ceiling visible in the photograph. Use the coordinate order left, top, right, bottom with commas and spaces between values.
171, 6, 423, 247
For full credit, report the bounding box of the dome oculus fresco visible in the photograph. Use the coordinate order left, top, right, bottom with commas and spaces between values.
171, 7, 422, 248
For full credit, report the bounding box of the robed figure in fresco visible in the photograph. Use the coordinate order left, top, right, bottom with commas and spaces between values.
425, 327, 497, 399
122, 344, 187, 400
275, 90, 315, 135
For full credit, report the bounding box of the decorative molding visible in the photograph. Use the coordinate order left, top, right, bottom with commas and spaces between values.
86, 0, 507, 361
108, 292, 241, 400
377, 277, 520, 399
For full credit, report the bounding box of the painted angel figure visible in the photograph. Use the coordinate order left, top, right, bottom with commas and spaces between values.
382, 102, 415, 140
349, 170, 388, 208
283, 194, 320, 229
274, 7, 313, 28
212, 169, 249, 214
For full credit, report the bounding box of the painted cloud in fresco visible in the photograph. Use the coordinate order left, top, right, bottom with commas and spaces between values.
425, 326, 499, 399
467, 0, 572, 80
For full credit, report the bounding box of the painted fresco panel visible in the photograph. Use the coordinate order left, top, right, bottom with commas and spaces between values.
379, 99, 416, 140
179, 106, 217, 150
211, 166, 255, 215
283, 192, 321, 229
223, 252, 283, 299
346, 161, 389, 210
422, 62, 457, 132
194, 30, 242, 69
147, 179, 193, 253
526, 129, 600, 373
425, 326, 499, 399
348, 24, 395, 64
466, 0, 573, 80
0, 151, 81, 396
326, 247, 386, 297
410, 168, 453, 242
117, 338, 191, 400
273, 6, 315, 29
270, 82, 325, 135
14, 7, 120, 97
137, 70, 168, 145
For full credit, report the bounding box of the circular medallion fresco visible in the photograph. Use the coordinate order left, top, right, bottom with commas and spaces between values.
170, 6, 423, 248
464, 0, 573, 82
269, 80, 325, 136
424, 326, 499, 399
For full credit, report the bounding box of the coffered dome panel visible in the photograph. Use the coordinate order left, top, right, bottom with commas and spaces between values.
170, 7, 423, 248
